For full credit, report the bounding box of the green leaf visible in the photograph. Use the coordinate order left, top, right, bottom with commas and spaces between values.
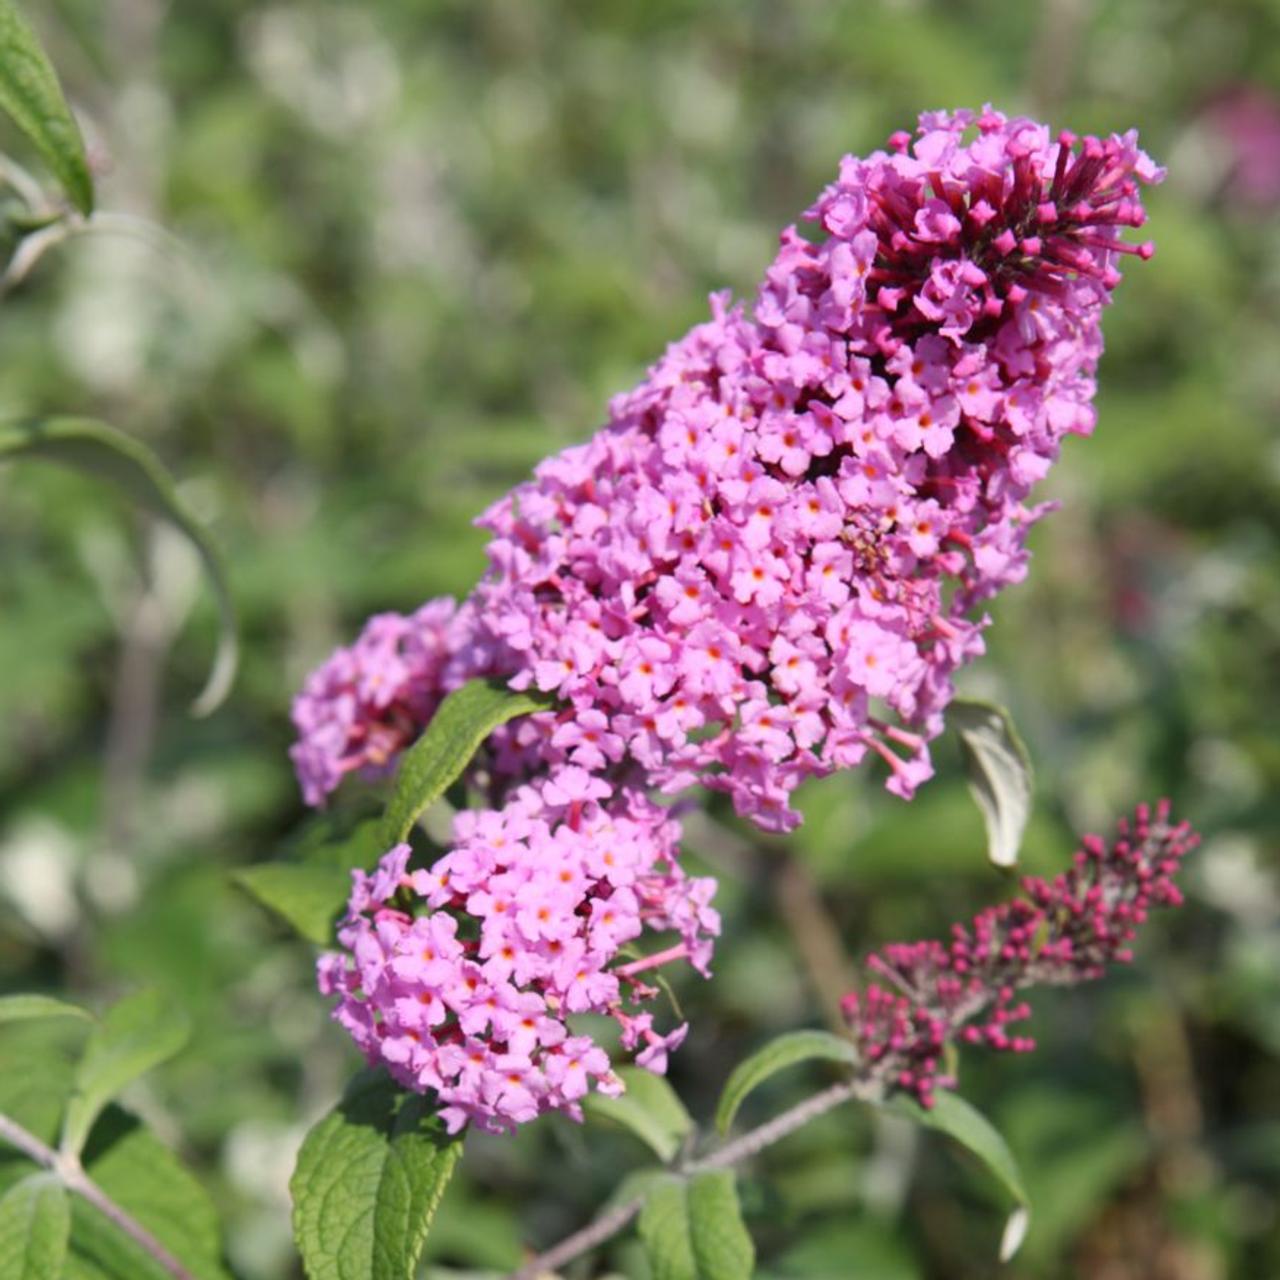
65, 1105, 231, 1280
380, 678, 552, 847
233, 863, 351, 945
290, 1068, 463, 1280
0, 0, 93, 213
583, 1067, 694, 1164
884, 1092, 1031, 1260
0, 1173, 69, 1280
637, 1171, 754, 1280
60, 990, 191, 1159
715, 1029, 858, 1135
0, 995, 92, 1027
949, 698, 1033, 869
0, 417, 238, 715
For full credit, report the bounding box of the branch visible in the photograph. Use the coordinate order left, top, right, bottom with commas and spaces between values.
0, 1111, 198, 1280
508, 1076, 877, 1279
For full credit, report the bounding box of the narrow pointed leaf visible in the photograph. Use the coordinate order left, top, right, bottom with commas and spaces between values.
638, 1171, 754, 1280
290, 1068, 463, 1280
380, 679, 552, 847
0, 0, 93, 213
950, 698, 1033, 868
0, 1173, 69, 1280
715, 1029, 858, 1135
60, 990, 191, 1159
232, 864, 351, 946
0, 994, 92, 1026
884, 1092, 1031, 1259
0, 417, 237, 714
583, 1067, 693, 1164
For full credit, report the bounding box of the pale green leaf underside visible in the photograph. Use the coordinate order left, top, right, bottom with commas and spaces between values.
0, 417, 238, 714
290, 1069, 463, 1280
638, 1171, 754, 1280
0, 0, 93, 213
60, 990, 191, 1159
380, 679, 552, 848
233, 863, 351, 946
0, 1173, 69, 1280
950, 697, 1034, 869
583, 1066, 694, 1164
715, 1029, 858, 1135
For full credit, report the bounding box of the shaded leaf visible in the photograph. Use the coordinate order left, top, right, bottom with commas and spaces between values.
638, 1171, 754, 1280
583, 1067, 693, 1164
233, 863, 351, 946
290, 1068, 462, 1280
715, 1030, 858, 1135
380, 678, 552, 847
884, 1092, 1030, 1260
61, 990, 191, 1159
0, 1173, 69, 1280
0, 417, 237, 714
0, 995, 92, 1027
949, 698, 1033, 869
65, 1105, 231, 1280
0, 0, 93, 213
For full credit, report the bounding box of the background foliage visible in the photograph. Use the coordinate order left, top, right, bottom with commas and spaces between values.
2, 1, 1278, 1276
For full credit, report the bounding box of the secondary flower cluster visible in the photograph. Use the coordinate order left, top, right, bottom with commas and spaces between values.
840, 800, 1198, 1108
317, 773, 719, 1133
301, 107, 1162, 1130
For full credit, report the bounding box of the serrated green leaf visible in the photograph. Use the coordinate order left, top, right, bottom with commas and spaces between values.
949, 698, 1033, 869
0, 417, 237, 714
380, 679, 552, 847
0, 1023, 78, 1151
0, 1172, 69, 1280
884, 1092, 1030, 1260
290, 1068, 463, 1280
715, 1030, 858, 1135
233, 863, 351, 945
583, 1067, 693, 1164
0, 995, 92, 1027
64, 1105, 231, 1280
638, 1171, 754, 1280
60, 990, 191, 1159
0, 0, 93, 213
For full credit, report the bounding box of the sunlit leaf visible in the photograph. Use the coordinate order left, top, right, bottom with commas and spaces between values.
232, 864, 351, 946
0, 1173, 69, 1280
715, 1030, 858, 1135
0, 995, 92, 1027
583, 1067, 693, 1164
0, 0, 93, 213
380, 679, 552, 847
290, 1068, 462, 1280
637, 1171, 754, 1280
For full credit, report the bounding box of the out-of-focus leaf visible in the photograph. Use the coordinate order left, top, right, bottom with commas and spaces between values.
715, 1030, 858, 1135
0, 995, 92, 1027
0, 0, 93, 213
60, 990, 191, 1159
583, 1067, 693, 1164
949, 698, 1033, 869
637, 1171, 754, 1280
290, 1068, 462, 1280
0, 1173, 69, 1280
66, 1105, 231, 1280
232, 863, 350, 946
883, 1093, 1030, 1260
0, 417, 236, 714
380, 679, 551, 846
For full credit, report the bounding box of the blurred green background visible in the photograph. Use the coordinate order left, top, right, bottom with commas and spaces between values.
2, 1, 1279, 1277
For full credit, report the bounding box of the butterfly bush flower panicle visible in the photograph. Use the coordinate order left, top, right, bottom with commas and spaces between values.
316, 770, 719, 1134
839, 801, 1199, 1109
